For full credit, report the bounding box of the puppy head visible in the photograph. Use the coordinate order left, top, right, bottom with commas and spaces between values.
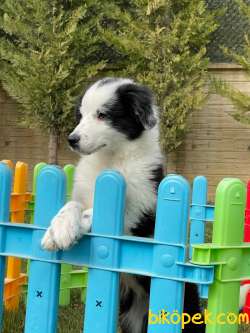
68, 77, 157, 155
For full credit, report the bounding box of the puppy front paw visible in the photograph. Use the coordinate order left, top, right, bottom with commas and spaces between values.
41, 201, 83, 251
80, 208, 93, 234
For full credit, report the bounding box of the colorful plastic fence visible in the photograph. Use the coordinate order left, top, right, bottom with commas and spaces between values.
0, 163, 249, 333
1, 161, 87, 310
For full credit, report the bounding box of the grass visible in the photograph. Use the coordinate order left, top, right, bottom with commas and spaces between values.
3, 290, 84, 333
242, 325, 250, 333
3, 291, 250, 332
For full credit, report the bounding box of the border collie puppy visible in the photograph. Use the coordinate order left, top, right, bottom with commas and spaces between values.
41, 77, 204, 333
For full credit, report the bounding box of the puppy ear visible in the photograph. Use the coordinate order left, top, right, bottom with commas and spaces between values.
118, 83, 157, 129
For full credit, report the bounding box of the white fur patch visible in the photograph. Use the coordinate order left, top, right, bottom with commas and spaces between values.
71, 125, 162, 234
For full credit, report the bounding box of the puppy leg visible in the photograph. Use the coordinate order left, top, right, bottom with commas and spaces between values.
120, 291, 148, 333
119, 274, 148, 333
41, 201, 92, 250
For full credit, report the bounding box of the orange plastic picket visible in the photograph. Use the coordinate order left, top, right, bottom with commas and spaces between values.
5, 162, 29, 310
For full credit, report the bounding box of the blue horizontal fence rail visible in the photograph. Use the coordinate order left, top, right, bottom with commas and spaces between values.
0, 163, 215, 333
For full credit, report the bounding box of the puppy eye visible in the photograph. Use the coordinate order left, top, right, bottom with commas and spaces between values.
97, 111, 106, 120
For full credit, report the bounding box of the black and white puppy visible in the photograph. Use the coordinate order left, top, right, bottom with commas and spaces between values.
41, 77, 204, 333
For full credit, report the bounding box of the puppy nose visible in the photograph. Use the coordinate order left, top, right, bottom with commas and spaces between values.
68, 134, 80, 147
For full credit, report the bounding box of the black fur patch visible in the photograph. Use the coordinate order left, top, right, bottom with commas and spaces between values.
130, 210, 155, 237
104, 83, 156, 140
183, 283, 206, 333
130, 165, 164, 237
151, 165, 164, 192
135, 275, 151, 293
120, 288, 134, 314
104, 98, 144, 140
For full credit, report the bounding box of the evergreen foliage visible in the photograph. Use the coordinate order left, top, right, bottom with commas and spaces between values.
101, 0, 217, 153
0, 0, 108, 162
213, 0, 250, 126
0, 0, 217, 161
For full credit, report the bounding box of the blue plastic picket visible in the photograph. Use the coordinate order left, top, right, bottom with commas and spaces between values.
25, 166, 66, 333
189, 176, 215, 298
148, 175, 190, 333
189, 176, 208, 259
84, 170, 126, 333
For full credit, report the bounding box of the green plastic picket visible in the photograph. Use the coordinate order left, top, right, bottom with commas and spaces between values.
59, 165, 88, 306
27, 162, 46, 223
64, 164, 75, 202
192, 178, 250, 333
